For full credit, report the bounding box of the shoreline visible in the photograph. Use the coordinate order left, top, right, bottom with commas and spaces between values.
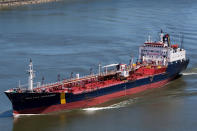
0, 0, 59, 9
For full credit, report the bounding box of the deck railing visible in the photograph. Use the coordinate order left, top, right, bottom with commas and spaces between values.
16, 70, 118, 90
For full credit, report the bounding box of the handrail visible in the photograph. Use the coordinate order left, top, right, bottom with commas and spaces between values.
18, 70, 118, 90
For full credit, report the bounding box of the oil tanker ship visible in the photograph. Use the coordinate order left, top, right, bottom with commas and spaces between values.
5, 31, 189, 116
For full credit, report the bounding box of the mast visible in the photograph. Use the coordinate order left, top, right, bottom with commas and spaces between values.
181, 34, 184, 49
130, 54, 134, 68
98, 63, 101, 75
28, 59, 34, 91
160, 29, 164, 43
148, 35, 151, 42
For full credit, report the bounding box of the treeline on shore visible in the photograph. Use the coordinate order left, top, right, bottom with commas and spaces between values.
0, 0, 58, 8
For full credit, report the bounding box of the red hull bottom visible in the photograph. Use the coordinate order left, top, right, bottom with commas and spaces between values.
13, 78, 172, 115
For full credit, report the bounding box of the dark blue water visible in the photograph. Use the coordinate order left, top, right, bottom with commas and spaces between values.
1, 0, 197, 130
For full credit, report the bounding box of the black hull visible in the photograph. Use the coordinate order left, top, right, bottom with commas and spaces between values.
5, 59, 189, 114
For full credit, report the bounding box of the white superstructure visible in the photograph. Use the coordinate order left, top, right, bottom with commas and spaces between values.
139, 31, 186, 65
167, 47, 186, 62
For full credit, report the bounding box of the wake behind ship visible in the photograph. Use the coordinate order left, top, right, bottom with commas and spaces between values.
5, 31, 189, 116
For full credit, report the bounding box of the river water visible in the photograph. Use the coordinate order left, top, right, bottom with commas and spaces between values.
0, 0, 197, 130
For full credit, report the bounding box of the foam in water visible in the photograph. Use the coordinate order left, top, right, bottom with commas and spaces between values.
182, 72, 197, 76
13, 113, 45, 118
83, 98, 136, 111
82, 107, 116, 111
